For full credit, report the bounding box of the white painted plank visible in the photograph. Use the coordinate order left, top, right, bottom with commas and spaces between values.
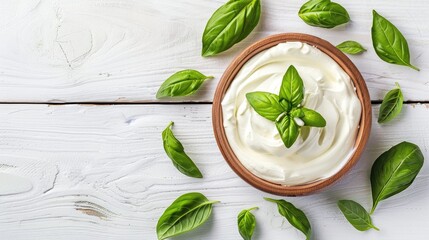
0, 0, 428, 102
0, 104, 428, 239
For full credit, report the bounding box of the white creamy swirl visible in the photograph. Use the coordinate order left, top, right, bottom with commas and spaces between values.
221, 42, 362, 185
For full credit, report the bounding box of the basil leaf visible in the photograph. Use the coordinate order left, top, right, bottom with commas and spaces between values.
156, 70, 213, 98
276, 114, 299, 148
202, 0, 261, 57
156, 192, 219, 240
301, 108, 326, 127
246, 92, 286, 121
237, 207, 258, 240
298, 0, 350, 29
264, 198, 311, 240
279, 65, 304, 107
370, 141, 424, 214
338, 200, 379, 231
162, 122, 203, 178
372, 10, 419, 71
378, 83, 403, 123
336, 41, 366, 55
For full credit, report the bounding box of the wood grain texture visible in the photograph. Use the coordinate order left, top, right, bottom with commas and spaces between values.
0, 104, 428, 239
0, 0, 428, 103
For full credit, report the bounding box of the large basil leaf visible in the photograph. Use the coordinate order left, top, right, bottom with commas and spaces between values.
301, 108, 326, 127
162, 122, 203, 178
156, 70, 213, 98
378, 83, 403, 123
156, 192, 219, 240
338, 200, 379, 231
276, 114, 299, 148
246, 92, 286, 121
202, 0, 261, 57
370, 141, 424, 214
237, 207, 258, 240
279, 65, 304, 107
372, 10, 419, 71
336, 41, 366, 55
298, 0, 350, 28
265, 198, 311, 240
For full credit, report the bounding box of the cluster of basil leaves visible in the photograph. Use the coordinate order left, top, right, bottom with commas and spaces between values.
247, 65, 326, 148
155, 0, 424, 239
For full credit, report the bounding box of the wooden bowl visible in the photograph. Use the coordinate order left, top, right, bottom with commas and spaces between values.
212, 33, 372, 196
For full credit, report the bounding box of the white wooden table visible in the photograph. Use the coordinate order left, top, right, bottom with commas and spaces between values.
0, 0, 428, 239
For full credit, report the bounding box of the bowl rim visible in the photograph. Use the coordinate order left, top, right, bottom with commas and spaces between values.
212, 33, 372, 196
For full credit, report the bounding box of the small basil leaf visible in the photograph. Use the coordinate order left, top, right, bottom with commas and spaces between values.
378, 83, 403, 123
298, 0, 350, 29
264, 198, 311, 240
372, 10, 419, 71
162, 122, 203, 178
338, 200, 379, 231
246, 92, 285, 121
336, 41, 366, 55
370, 141, 424, 214
290, 108, 305, 118
202, 0, 261, 57
301, 108, 326, 127
156, 70, 213, 98
276, 114, 299, 148
237, 207, 258, 240
156, 192, 219, 240
279, 65, 304, 107
279, 99, 291, 112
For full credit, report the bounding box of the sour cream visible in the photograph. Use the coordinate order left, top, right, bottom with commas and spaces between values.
221, 42, 362, 185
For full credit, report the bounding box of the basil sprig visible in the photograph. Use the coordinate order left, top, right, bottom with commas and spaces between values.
237, 207, 258, 240
370, 141, 424, 214
162, 122, 203, 178
265, 198, 312, 240
372, 10, 419, 71
156, 70, 213, 98
336, 41, 366, 55
156, 192, 219, 240
378, 83, 403, 123
338, 200, 379, 231
246, 65, 326, 148
298, 0, 350, 28
202, 0, 261, 57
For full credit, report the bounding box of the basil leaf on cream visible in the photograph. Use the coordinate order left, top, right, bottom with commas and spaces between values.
279, 65, 304, 107
246, 92, 286, 121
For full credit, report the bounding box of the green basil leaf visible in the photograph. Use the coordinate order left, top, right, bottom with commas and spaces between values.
372, 10, 419, 71
336, 41, 366, 55
298, 0, 350, 28
237, 207, 258, 240
301, 108, 326, 127
162, 122, 203, 178
156, 70, 213, 98
156, 192, 219, 240
279, 65, 304, 107
264, 198, 311, 240
370, 141, 424, 214
202, 0, 261, 57
246, 92, 286, 121
378, 83, 403, 123
338, 200, 379, 231
276, 114, 299, 148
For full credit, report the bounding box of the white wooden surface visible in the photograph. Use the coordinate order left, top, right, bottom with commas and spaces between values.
0, 0, 429, 102
0, 0, 429, 240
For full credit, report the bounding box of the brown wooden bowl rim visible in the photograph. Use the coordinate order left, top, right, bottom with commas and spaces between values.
212, 33, 372, 196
